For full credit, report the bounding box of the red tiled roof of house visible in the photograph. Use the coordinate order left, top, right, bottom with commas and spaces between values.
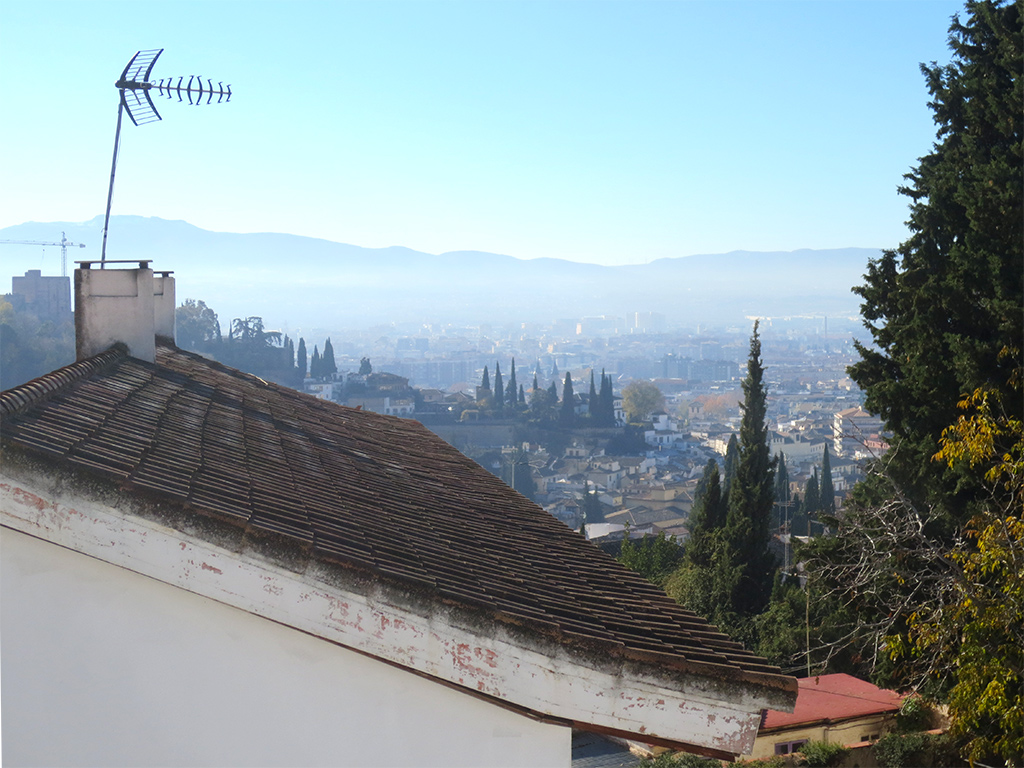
761, 673, 904, 730
1, 343, 794, 690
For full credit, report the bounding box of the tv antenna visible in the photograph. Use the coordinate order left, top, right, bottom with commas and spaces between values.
101, 49, 231, 265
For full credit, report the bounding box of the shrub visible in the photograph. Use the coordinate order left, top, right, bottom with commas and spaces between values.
796, 740, 848, 767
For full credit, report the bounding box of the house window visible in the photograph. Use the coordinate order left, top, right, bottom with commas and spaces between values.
774, 740, 808, 755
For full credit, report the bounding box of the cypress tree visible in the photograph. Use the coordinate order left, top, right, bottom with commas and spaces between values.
600, 370, 614, 427
518, 384, 525, 405
820, 445, 835, 517
804, 470, 820, 518
724, 321, 777, 618
532, 373, 539, 393
481, 366, 490, 391
588, 371, 597, 419
322, 337, 337, 377
723, 433, 740, 497
686, 459, 725, 569
297, 338, 307, 378
494, 362, 504, 413
310, 346, 321, 380
507, 358, 518, 408
560, 372, 575, 427
547, 380, 558, 401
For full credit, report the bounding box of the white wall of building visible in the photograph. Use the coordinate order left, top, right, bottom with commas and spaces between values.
1, 527, 569, 768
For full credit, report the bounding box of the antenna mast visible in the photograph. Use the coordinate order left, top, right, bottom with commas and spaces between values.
101, 49, 231, 265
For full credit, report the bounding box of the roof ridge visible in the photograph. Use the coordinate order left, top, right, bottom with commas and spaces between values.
0, 345, 129, 419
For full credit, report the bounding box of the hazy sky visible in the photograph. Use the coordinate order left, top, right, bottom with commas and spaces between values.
1, 1, 962, 265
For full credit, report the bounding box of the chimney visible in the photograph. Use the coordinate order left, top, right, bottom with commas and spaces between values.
75, 261, 158, 363
153, 271, 176, 345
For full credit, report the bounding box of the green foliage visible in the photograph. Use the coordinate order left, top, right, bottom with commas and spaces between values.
795, 740, 847, 768
494, 362, 504, 413
819, 446, 835, 517
296, 338, 307, 378
621, 379, 665, 423
894, 695, 931, 733
0, 298, 74, 390
559, 372, 575, 427
872, 732, 930, 768
724, 321, 777, 618
605, 424, 648, 455
847, 0, 1023, 520
618, 531, 683, 586
581, 484, 605, 525
321, 337, 337, 376
175, 298, 221, 350
641, 751, 721, 768
685, 459, 726, 569
359, 356, 372, 375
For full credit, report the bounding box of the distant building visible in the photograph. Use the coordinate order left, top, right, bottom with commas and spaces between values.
6, 269, 72, 322
751, 673, 906, 760
833, 407, 886, 459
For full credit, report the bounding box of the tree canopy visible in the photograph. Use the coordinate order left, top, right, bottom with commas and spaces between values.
621, 380, 664, 423
847, 0, 1022, 520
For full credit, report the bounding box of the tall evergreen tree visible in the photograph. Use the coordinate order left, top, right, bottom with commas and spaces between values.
507, 358, 518, 408
723, 321, 777, 618
322, 337, 337, 377
848, 0, 1022, 520
481, 365, 490, 391
532, 373, 539, 392
819, 445, 835, 517
588, 370, 597, 418
723, 434, 740, 498
774, 451, 790, 533
685, 459, 726, 569
297, 338, 307, 379
547, 380, 558, 401
804, 470, 820, 518
310, 346, 321, 380
518, 384, 525, 406
550, 360, 559, 379
494, 362, 504, 413
560, 372, 575, 427
600, 371, 615, 427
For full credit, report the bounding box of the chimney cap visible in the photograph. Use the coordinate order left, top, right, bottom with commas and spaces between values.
76, 260, 152, 270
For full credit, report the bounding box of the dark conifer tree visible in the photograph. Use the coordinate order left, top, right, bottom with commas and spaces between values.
560, 372, 575, 427
519, 384, 525, 406
532, 373, 539, 393
494, 362, 504, 413
547, 380, 558, 401
724, 321, 776, 618
723, 434, 740, 498
804, 470, 820, 517
322, 337, 338, 377
310, 346, 321, 380
297, 338, 307, 379
685, 459, 726, 569
588, 371, 597, 419
600, 371, 615, 427
848, 0, 1022, 518
819, 446, 835, 517
507, 358, 518, 408
481, 366, 490, 391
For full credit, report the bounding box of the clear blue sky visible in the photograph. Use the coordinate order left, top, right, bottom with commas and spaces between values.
1, 0, 963, 265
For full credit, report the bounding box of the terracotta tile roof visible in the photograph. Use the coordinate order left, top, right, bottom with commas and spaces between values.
762, 674, 904, 730
2, 343, 789, 683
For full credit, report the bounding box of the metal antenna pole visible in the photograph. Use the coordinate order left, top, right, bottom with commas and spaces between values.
101, 101, 125, 266
99, 49, 230, 264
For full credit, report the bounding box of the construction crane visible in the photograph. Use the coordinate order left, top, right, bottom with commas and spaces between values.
0, 231, 86, 277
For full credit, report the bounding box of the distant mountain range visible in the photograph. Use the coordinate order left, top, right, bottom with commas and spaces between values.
1, 216, 879, 335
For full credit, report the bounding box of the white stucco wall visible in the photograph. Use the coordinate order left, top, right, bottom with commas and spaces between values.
1, 527, 569, 768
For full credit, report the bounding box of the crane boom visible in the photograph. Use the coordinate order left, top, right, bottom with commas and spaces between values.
0, 232, 86, 276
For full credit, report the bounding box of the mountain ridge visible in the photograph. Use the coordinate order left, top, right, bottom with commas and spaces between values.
2, 216, 877, 334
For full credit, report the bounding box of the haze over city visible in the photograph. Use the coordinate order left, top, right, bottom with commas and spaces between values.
2, 0, 963, 266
